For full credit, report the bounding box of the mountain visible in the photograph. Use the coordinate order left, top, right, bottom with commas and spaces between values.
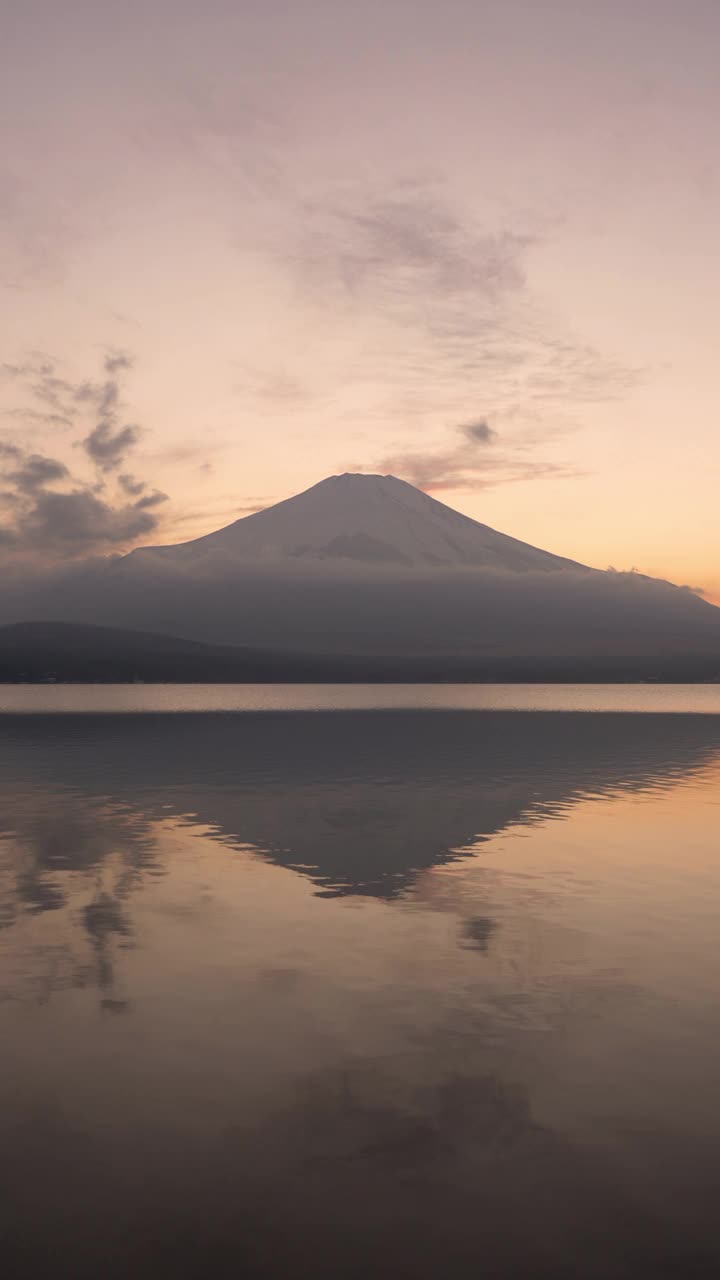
124, 472, 585, 571
0, 622, 282, 683
2, 474, 719, 671
3, 620, 719, 683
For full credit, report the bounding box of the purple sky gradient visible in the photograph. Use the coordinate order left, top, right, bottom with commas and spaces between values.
1, 0, 718, 597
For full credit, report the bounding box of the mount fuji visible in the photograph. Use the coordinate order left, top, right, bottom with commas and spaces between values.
123, 473, 585, 573
4, 474, 720, 678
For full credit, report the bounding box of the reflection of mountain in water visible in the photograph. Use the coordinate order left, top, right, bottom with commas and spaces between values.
4, 710, 720, 1277
2, 712, 720, 909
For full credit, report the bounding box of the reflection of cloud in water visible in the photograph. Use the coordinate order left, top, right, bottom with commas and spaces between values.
0, 792, 154, 1004
2, 713, 720, 1275
82, 891, 134, 995
4, 1048, 714, 1277
0, 794, 155, 918
460, 914, 496, 950
1, 711, 719, 1004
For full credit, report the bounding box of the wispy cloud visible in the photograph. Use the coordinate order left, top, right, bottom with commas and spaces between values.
297, 191, 530, 302
0, 485, 162, 554
83, 421, 142, 471
0, 443, 69, 494
284, 182, 641, 485
118, 472, 146, 497
0, 351, 168, 557
361, 418, 579, 492
461, 420, 496, 445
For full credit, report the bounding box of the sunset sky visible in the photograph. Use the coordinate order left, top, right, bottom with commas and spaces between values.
1, 0, 718, 601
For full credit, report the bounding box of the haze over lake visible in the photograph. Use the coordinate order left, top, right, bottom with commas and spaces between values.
3, 695, 720, 1277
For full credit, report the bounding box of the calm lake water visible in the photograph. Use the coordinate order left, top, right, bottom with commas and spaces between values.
1, 680, 720, 713
2, 693, 720, 1277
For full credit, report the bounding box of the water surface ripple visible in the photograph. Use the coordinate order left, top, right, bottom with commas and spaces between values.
2, 707, 720, 1278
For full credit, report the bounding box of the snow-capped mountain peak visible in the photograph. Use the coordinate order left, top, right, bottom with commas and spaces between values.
126, 473, 585, 572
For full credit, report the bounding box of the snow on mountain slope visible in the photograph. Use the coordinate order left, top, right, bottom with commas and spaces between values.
124, 473, 587, 572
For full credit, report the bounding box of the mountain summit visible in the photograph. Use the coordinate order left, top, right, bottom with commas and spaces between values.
127, 473, 585, 572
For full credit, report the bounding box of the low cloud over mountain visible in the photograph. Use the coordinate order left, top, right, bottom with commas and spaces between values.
0, 474, 717, 668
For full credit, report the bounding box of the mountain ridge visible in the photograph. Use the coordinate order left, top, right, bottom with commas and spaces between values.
2, 620, 719, 683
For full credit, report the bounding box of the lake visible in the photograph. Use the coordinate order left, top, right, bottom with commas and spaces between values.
1, 681, 720, 713
2, 690, 720, 1277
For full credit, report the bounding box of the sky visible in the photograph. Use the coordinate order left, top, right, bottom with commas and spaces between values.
1, 0, 718, 601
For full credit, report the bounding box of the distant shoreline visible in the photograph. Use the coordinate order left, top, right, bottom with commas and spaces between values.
3, 676, 720, 687
1, 621, 718, 685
